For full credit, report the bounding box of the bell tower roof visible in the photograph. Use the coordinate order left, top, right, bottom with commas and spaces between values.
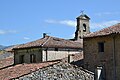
76, 14, 90, 20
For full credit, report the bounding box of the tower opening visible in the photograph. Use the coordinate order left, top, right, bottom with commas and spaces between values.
83, 24, 86, 32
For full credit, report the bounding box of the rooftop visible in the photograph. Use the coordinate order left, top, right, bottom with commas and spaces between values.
18, 62, 94, 80
76, 14, 90, 20
0, 60, 59, 80
84, 23, 120, 38
13, 35, 82, 50
0, 57, 13, 69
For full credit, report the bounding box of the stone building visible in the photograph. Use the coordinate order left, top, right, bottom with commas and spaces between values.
13, 13, 90, 65
13, 35, 82, 65
83, 23, 120, 80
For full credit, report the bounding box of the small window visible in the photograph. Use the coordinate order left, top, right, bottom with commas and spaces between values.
55, 48, 58, 51
19, 55, 24, 64
30, 54, 36, 63
83, 24, 86, 32
98, 42, 104, 52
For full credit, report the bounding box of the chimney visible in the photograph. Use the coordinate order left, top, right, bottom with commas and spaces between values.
43, 33, 47, 38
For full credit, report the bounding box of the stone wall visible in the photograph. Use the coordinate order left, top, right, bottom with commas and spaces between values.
17, 62, 94, 80
42, 48, 81, 62
14, 48, 42, 64
84, 34, 120, 80
14, 47, 82, 64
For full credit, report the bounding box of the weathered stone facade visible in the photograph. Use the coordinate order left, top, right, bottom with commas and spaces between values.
14, 48, 42, 64
84, 33, 120, 80
17, 62, 94, 80
14, 47, 81, 64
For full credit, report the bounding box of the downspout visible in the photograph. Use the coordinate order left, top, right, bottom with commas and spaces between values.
112, 35, 116, 80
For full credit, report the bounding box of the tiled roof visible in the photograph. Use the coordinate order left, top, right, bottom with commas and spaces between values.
0, 61, 59, 80
72, 53, 83, 61
13, 35, 82, 49
18, 62, 94, 80
0, 57, 14, 69
84, 23, 120, 38
5, 45, 19, 52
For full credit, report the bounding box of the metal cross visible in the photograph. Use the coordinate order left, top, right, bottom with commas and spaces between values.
80, 10, 84, 15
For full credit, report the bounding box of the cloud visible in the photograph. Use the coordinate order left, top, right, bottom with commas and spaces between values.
45, 19, 120, 32
95, 12, 120, 16
8, 30, 17, 33
0, 30, 17, 35
0, 30, 6, 34
90, 20, 120, 31
71, 34, 75, 38
45, 19, 76, 27
23, 37, 30, 40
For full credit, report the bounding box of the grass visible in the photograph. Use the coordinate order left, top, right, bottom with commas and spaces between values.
0, 50, 6, 54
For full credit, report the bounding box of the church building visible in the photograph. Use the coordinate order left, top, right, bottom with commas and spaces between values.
13, 13, 91, 65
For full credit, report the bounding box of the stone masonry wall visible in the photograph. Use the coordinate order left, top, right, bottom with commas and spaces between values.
84, 35, 120, 80
14, 48, 42, 64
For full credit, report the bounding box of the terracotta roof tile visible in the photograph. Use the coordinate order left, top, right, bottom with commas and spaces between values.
0, 61, 59, 80
13, 36, 82, 49
72, 53, 83, 61
84, 23, 120, 38
5, 45, 19, 52
0, 57, 14, 69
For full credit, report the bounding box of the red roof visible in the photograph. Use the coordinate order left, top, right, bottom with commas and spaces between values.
84, 23, 120, 38
13, 35, 82, 49
0, 61, 59, 80
72, 53, 83, 61
0, 57, 13, 69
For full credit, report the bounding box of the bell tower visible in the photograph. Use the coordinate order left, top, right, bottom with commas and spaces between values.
74, 13, 90, 41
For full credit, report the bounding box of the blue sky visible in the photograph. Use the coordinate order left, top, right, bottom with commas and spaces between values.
0, 0, 120, 46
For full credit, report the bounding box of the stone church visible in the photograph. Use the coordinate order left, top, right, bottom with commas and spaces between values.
13, 13, 91, 65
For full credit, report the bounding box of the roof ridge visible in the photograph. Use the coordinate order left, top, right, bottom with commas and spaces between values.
87, 23, 118, 35
98, 23, 119, 32
84, 23, 120, 38
41, 36, 51, 47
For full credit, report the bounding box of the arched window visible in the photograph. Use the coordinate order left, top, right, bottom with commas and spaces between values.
83, 24, 86, 32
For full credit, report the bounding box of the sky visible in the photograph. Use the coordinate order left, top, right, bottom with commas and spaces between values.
0, 0, 120, 46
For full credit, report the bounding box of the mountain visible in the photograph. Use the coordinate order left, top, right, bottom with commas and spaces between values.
0, 45, 15, 50
0, 45, 6, 50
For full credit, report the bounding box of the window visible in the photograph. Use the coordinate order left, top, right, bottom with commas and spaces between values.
55, 48, 58, 51
19, 55, 24, 64
83, 24, 86, 32
30, 54, 36, 63
98, 42, 104, 52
